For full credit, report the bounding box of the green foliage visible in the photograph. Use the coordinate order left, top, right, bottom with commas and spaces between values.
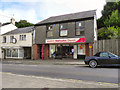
97, 1, 120, 40
97, 17, 105, 29
104, 10, 120, 27
97, 1, 120, 29
107, 26, 120, 39
98, 27, 109, 40
98, 26, 120, 40
15, 20, 34, 28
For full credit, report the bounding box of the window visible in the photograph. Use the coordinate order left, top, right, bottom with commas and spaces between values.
10, 36, 14, 43
60, 23, 68, 36
47, 25, 53, 30
3, 36, 6, 43
47, 25, 54, 37
6, 49, 18, 57
109, 53, 118, 57
100, 52, 108, 57
76, 21, 85, 36
20, 35, 26, 40
12, 49, 18, 57
6, 49, 11, 57
94, 52, 100, 57
77, 44, 85, 55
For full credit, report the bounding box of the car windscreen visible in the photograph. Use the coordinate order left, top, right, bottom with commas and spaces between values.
109, 52, 118, 57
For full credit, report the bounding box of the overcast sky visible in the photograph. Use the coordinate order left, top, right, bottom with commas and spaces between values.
0, 0, 106, 24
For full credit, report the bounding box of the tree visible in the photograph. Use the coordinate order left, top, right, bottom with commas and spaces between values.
104, 10, 120, 27
97, 1, 120, 29
15, 20, 34, 28
98, 26, 120, 40
107, 26, 120, 39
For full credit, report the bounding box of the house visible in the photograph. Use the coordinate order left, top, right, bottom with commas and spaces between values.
0, 18, 17, 35
0, 18, 18, 59
33, 10, 97, 60
0, 26, 34, 59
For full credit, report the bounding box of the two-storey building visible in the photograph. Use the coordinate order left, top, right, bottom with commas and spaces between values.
0, 26, 34, 59
33, 10, 97, 60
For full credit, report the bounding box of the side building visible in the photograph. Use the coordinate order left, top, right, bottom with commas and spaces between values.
0, 26, 34, 59
33, 10, 97, 60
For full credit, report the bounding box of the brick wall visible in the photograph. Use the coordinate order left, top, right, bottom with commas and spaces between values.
32, 44, 40, 60
85, 43, 93, 57
44, 44, 49, 60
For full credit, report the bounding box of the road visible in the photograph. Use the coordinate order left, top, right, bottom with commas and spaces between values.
2, 63, 119, 84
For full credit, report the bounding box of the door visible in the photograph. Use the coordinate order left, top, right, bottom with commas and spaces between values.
98, 52, 110, 64
40, 45, 42, 59
108, 53, 118, 64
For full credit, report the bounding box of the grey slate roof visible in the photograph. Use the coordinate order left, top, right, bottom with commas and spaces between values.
2, 26, 34, 35
35, 10, 96, 26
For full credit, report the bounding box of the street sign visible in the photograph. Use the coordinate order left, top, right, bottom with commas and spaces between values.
89, 46, 92, 48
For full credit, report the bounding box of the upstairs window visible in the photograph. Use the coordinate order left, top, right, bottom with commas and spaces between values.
60, 23, 68, 36
20, 35, 26, 40
3, 36, 6, 43
76, 21, 85, 36
47, 25, 54, 38
10, 36, 14, 43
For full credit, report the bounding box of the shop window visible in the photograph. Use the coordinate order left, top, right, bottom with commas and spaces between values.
20, 35, 26, 40
77, 44, 85, 55
60, 23, 68, 36
3, 36, 6, 43
76, 21, 85, 36
47, 25, 54, 37
6, 49, 11, 57
10, 36, 14, 43
12, 49, 18, 57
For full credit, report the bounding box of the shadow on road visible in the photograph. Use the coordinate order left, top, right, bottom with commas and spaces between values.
77, 65, 120, 69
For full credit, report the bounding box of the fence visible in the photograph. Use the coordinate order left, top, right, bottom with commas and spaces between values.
93, 39, 120, 56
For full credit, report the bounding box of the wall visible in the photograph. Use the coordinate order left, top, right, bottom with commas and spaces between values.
32, 44, 40, 60
0, 24, 17, 35
35, 25, 46, 44
34, 18, 95, 44
85, 19, 94, 43
0, 33, 32, 47
94, 39, 120, 56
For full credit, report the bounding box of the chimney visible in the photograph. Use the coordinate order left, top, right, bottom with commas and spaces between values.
11, 17, 15, 25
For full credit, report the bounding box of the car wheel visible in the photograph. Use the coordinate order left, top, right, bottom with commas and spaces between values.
89, 60, 97, 68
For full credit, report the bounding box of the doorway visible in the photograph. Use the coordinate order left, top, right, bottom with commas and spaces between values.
56, 45, 74, 59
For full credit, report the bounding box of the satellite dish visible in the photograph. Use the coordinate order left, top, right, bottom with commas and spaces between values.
12, 38, 17, 44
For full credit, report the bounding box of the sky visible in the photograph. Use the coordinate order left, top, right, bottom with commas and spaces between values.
0, 0, 106, 24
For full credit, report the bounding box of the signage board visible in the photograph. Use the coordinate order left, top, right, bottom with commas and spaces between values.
60, 30, 68, 36
46, 38, 85, 44
89, 46, 92, 48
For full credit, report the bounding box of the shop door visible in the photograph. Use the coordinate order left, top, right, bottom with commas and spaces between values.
62, 45, 73, 58
40, 45, 42, 59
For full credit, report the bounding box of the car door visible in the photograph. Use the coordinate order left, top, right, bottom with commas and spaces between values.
98, 52, 110, 64
108, 53, 118, 64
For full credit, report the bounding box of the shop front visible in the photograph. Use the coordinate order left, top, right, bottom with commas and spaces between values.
46, 38, 86, 59
1, 47, 31, 59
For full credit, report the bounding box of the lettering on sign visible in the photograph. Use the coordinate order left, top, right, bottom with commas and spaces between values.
46, 38, 85, 44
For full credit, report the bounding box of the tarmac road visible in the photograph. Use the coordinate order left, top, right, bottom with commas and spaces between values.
2, 64, 119, 84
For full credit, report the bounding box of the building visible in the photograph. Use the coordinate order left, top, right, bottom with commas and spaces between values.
0, 18, 17, 35
0, 26, 34, 59
33, 10, 97, 60
0, 18, 17, 59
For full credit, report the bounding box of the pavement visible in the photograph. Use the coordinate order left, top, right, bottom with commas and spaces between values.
2, 72, 118, 88
1, 59, 85, 65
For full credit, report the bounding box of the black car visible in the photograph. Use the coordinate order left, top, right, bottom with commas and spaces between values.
84, 52, 120, 68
